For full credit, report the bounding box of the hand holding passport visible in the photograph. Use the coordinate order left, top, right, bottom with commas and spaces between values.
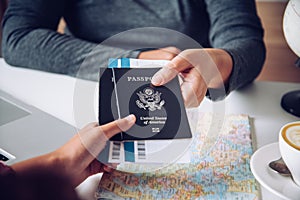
99, 59, 192, 141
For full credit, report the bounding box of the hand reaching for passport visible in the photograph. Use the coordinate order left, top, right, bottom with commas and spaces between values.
11, 115, 136, 187
138, 47, 233, 107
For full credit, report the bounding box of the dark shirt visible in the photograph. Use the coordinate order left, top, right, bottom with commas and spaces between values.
0, 162, 80, 200
2, 0, 265, 99
0, 162, 15, 177
0, 162, 16, 199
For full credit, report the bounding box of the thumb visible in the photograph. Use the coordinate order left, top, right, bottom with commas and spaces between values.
101, 114, 136, 138
78, 115, 136, 159
151, 53, 192, 86
151, 64, 179, 86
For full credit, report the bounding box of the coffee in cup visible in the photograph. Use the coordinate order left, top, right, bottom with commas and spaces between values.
279, 121, 300, 186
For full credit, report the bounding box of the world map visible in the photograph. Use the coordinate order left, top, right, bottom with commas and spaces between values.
96, 113, 259, 200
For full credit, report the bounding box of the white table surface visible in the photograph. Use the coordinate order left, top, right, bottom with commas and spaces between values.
0, 58, 299, 200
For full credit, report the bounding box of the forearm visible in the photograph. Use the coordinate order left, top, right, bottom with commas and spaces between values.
2, 27, 139, 81
2, 0, 140, 81
205, 0, 266, 97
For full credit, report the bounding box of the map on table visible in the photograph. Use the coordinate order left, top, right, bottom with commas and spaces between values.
96, 113, 260, 200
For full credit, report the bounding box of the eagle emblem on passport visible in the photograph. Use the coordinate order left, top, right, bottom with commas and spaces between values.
136, 88, 165, 111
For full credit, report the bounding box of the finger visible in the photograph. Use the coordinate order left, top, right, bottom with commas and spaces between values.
180, 68, 207, 107
81, 160, 116, 180
89, 160, 103, 175
103, 163, 118, 170
160, 46, 181, 55
151, 65, 179, 86
170, 54, 193, 72
151, 54, 192, 86
78, 115, 136, 161
100, 114, 136, 138
138, 46, 180, 60
71, 159, 104, 186
103, 165, 115, 173
88, 162, 115, 175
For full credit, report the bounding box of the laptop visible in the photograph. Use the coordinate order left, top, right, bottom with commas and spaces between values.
0, 90, 76, 164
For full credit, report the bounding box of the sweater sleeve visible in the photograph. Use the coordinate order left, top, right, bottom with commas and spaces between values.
204, 0, 266, 100
1, 0, 139, 81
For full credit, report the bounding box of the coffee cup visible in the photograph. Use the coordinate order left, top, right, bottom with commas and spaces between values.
279, 121, 300, 186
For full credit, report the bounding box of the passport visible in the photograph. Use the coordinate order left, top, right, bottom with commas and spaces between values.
99, 67, 192, 141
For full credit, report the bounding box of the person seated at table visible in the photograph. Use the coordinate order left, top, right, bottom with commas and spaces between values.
0, 114, 136, 200
1, 0, 265, 106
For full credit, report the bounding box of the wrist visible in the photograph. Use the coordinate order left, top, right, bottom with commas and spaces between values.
11, 153, 57, 175
206, 48, 233, 89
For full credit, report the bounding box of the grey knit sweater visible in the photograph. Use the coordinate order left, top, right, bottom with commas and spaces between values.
2, 0, 265, 99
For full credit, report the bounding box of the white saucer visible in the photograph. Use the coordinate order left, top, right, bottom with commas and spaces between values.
250, 142, 300, 200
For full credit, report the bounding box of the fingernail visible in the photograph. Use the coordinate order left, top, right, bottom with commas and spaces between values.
124, 114, 136, 123
151, 73, 163, 85
103, 165, 113, 172
116, 115, 136, 132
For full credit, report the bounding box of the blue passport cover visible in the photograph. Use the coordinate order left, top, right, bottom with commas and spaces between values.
99, 67, 192, 141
